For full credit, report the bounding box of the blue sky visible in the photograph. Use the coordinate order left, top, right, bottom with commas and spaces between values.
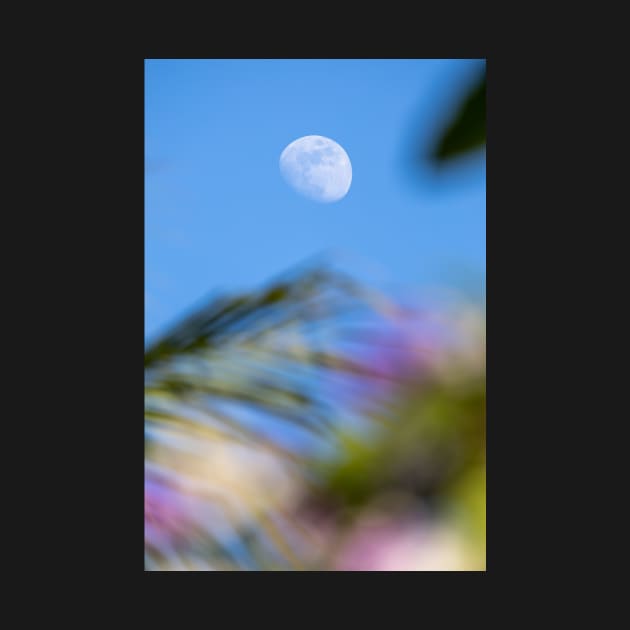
145, 59, 485, 342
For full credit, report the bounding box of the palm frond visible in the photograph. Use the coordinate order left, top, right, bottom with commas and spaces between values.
144, 263, 393, 570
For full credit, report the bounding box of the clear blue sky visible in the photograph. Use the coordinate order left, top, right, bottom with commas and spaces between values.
145, 59, 486, 342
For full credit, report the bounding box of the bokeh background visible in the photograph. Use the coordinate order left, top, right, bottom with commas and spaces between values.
145, 58, 486, 571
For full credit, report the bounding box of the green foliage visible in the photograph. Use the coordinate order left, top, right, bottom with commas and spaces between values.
432, 69, 486, 162
145, 266, 486, 570
316, 373, 485, 510
146, 266, 373, 445
145, 264, 395, 569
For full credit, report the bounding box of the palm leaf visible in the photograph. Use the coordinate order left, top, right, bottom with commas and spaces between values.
432, 68, 486, 162
145, 263, 394, 570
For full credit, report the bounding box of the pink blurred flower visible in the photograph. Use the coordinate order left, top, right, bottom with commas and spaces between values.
326, 309, 443, 412
333, 515, 470, 571
144, 474, 200, 549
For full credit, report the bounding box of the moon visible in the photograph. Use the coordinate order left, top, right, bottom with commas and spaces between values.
279, 135, 352, 203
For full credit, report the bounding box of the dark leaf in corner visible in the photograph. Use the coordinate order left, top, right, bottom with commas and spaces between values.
432, 70, 486, 162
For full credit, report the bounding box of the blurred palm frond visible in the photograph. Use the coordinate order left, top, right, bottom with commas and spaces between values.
144, 264, 395, 570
